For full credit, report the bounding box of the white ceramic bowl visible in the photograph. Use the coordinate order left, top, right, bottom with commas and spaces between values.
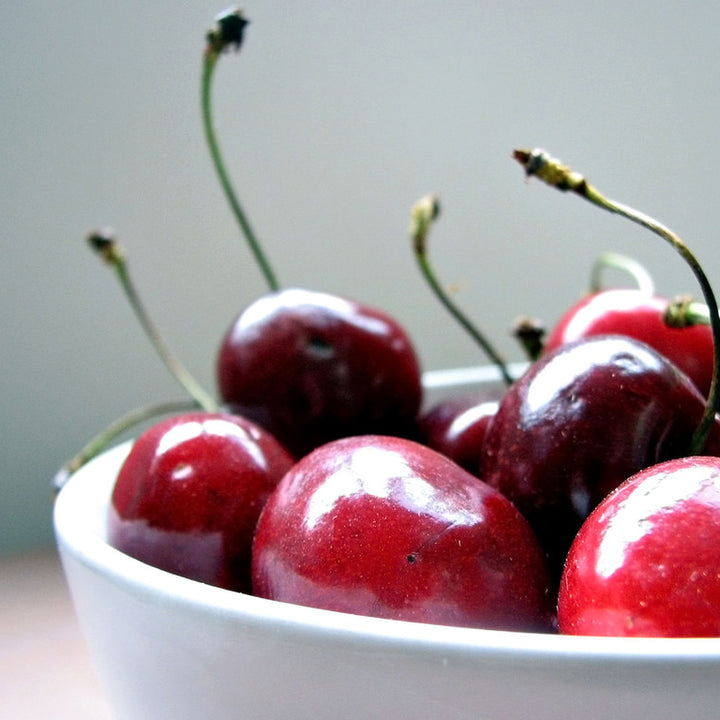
55, 366, 720, 720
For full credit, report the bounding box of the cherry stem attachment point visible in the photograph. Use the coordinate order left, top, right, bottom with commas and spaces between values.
87, 229, 218, 413
589, 251, 655, 295
513, 148, 720, 454
664, 295, 710, 329
410, 194, 514, 387
203, 9, 280, 292
512, 315, 546, 361
53, 398, 200, 492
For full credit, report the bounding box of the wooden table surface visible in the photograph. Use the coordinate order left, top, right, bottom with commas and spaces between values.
1, 547, 113, 719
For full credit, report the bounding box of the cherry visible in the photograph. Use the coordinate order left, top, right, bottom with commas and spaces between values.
417, 391, 500, 476
558, 456, 720, 637
108, 412, 295, 593
203, 14, 423, 457
217, 288, 423, 457
252, 434, 555, 632
505, 148, 720, 578
544, 288, 714, 397
481, 334, 720, 580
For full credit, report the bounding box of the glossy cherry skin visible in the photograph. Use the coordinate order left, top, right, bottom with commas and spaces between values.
544, 288, 714, 397
252, 434, 555, 632
217, 288, 423, 457
559, 456, 720, 637
417, 391, 500, 477
108, 412, 295, 593
481, 334, 720, 581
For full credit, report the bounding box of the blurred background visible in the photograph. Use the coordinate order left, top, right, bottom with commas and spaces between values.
3, 1, 719, 556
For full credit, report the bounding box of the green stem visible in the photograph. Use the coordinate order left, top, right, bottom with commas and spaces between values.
589, 251, 655, 295
202, 11, 280, 292
513, 148, 720, 454
53, 398, 200, 492
88, 229, 217, 413
410, 194, 514, 387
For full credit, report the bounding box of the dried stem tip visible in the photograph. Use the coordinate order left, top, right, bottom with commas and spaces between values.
513, 148, 587, 193
410, 193, 441, 247
87, 227, 123, 265
206, 7, 249, 55
512, 315, 546, 362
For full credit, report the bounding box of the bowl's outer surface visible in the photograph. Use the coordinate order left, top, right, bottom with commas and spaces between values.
54, 368, 720, 720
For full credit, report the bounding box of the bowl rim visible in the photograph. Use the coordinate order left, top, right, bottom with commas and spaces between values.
54, 433, 720, 664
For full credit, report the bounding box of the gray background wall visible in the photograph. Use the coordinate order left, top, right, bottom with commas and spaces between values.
3, 1, 719, 555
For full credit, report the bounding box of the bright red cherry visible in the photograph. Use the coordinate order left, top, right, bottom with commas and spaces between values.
559, 456, 720, 637
216, 288, 423, 457
544, 288, 714, 397
252, 434, 555, 632
108, 412, 295, 593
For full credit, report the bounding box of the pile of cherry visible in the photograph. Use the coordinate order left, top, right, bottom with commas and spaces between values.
70, 10, 720, 639
107, 277, 720, 639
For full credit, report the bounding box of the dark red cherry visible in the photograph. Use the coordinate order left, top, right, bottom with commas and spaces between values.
544, 288, 714, 397
481, 334, 720, 580
558, 455, 720, 637
216, 288, 423, 457
108, 412, 295, 593
252, 434, 555, 632
417, 391, 500, 476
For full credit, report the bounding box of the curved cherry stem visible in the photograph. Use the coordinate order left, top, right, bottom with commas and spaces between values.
410, 194, 514, 387
88, 229, 218, 413
513, 148, 720, 454
53, 398, 200, 492
589, 251, 655, 295
203, 9, 280, 292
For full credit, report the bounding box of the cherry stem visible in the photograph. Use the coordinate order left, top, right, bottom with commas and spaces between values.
410, 194, 514, 387
589, 251, 655, 295
87, 229, 218, 413
664, 295, 710, 328
203, 9, 280, 292
512, 315, 546, 361
53, 398, 200, 492
513, 148, 720, 454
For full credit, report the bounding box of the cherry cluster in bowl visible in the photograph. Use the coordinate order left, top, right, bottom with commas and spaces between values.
105, 269, 720, 638
72, 10, 720, 639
